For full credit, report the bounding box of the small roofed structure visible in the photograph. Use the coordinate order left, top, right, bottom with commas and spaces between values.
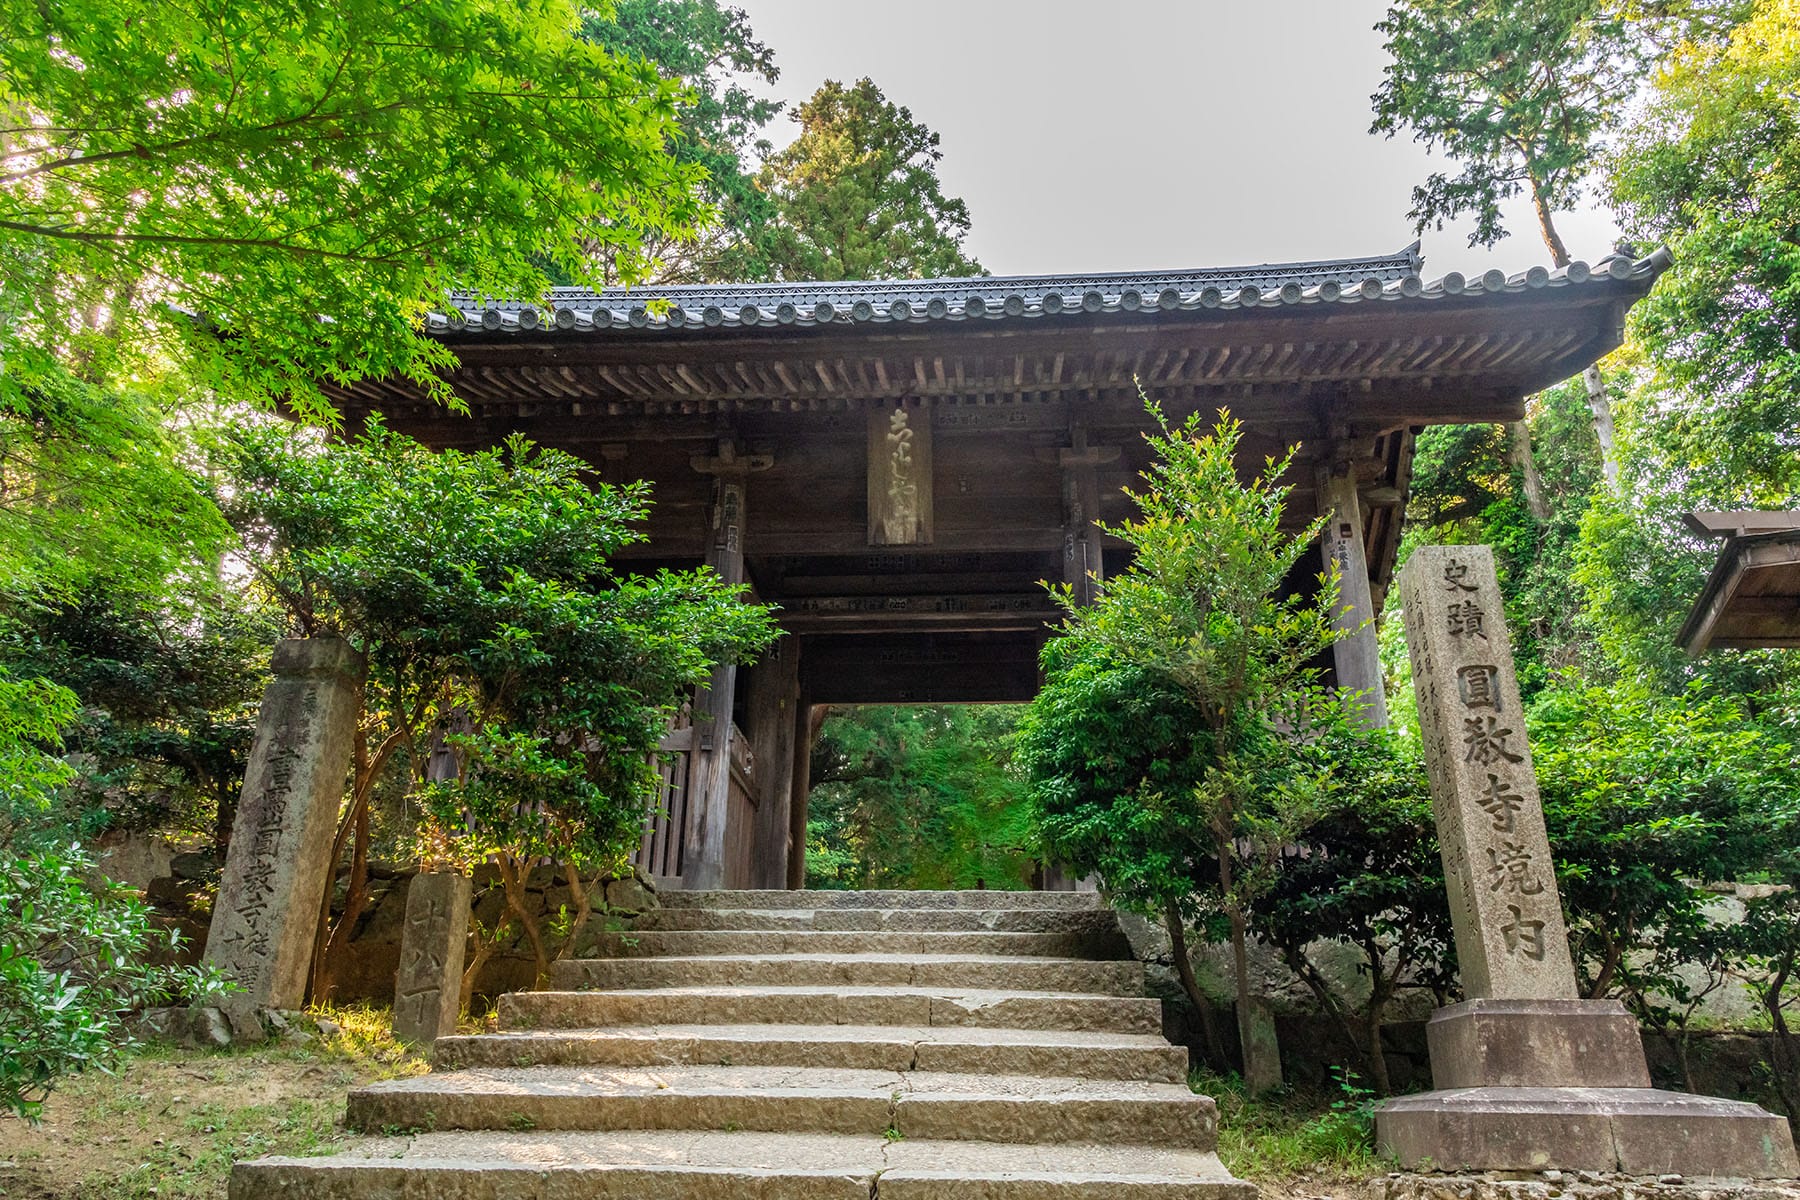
328, 242, 1670, 889
1678, 512, 1800, 653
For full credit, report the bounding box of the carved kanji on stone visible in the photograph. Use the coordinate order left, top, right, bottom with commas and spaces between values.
1398, 545, 1576, 999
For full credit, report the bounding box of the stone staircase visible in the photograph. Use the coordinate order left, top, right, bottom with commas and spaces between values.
233, 889, 1252, 1198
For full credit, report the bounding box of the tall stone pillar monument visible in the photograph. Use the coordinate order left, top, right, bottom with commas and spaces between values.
1378, 546, 1796, 1177
203, 638, 363, 1014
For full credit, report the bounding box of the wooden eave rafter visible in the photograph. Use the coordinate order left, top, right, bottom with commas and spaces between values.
327, 284, 1643, 432
1679, 527, 1800, 654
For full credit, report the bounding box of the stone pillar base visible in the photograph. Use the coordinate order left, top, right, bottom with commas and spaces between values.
1377, 1086, 1799, 1177
1379, 998, 1798, 1177
1427, 998, 1651, 1089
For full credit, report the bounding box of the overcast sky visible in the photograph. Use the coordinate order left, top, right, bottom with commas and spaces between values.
732, 0, 1624, 280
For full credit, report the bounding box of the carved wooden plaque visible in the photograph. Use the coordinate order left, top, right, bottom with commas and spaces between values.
867, 405, 933, 545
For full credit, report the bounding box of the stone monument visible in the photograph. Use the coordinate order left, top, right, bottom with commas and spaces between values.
1377, 546, 1797, 1177
391, 871, 470, 1048
203, 637, 363, 1015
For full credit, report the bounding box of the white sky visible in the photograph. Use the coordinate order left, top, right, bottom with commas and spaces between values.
732, 0, 1624, 279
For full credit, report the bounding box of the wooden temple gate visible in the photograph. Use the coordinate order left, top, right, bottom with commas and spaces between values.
330, 244, 1667, 890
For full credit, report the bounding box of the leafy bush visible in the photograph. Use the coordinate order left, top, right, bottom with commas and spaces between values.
1252, 717, 1455, 1094
217, 419, 778, 995
1532, 678, 1797, 1003
0, 674, 226, 1119
1020, 403, 1342, 1089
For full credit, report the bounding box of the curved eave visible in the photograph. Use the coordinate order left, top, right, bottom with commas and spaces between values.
425, 250, 1667, 340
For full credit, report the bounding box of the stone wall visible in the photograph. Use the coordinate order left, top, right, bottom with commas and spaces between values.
142, 855, 656, 1006
1114, 909, 1794, 1113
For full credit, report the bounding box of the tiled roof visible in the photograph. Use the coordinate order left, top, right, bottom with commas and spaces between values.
428, 244, 1670, 336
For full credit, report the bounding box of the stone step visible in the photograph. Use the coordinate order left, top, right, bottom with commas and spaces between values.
659, 888, 1105, 911
579, 928, 1110, 958
434, 1024, 1189, 1082
627, 905, 1125, 935
345, 1065, 1220, 1149
550, 953, 1145, 994
233, 1129, 1254, 1199
501, 985, 1166, 1035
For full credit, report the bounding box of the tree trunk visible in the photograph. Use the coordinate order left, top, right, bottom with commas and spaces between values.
558, 866, 591, 961
1531, 184, 1618, 486
1165, 902, 1230, 1073
459, 922, 501, 1014
497, 856, 549, 987
1763, 950, 1799, 1117
1507, 420, 1552, 521
314, 798, 371, 1003
1583, 364, 1619, 488
1164, 900, 1209, 1021
1364, 972, 1395, 1097
1215, 832, 1278, 1091
1587, 930, 1625, 999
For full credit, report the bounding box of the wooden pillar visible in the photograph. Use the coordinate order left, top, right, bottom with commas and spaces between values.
1057, 422, 1120, 607
683, 438, 771, 889
1044, 421, 1118, 892
745, 638, 800, 889
1318, 434, 1390, 729
786, 700, 826, 890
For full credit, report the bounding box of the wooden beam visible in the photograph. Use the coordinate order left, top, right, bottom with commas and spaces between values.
744, 639, 801, 889
681, 437, 761, 889
786, 698, 825, 890
1318, 430, 1390, 728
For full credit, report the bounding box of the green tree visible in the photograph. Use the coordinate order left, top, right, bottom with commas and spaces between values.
1, 579, 275, 853
1020, 405, 1341, 1089
1, 0, 705, 423
805, 705, 1035, 890
219, 419, 777, 992
581, 0, 784, 283
757, 78, 981, 281
0, 379, 230, 607
1372, 0, 1654, 490
1404, 376, 1609, 698
1609, 0, 1800, 504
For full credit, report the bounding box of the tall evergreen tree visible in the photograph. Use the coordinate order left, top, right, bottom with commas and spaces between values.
582, 0, 784, 283
757, 78, 982, 281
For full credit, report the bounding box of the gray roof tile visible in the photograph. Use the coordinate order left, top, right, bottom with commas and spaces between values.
428, 244, 1670, 335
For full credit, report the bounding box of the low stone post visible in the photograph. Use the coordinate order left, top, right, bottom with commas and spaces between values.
203, 638, 363, 1015
1377, 547, 1797, 1177
392, 871, 471, 1048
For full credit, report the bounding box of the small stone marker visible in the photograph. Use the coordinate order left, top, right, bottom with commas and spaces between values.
203, 638, 363, 1012
1397, 544, 1576, 999
1378, 546, 1798, 1177
392, 871, 471, 1048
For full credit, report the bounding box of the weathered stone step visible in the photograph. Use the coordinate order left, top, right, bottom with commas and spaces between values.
626, 905, 1125, 935
660, 888, 1105, 911
579, 928, 1110, 958
344, 1065, 1219, 1148
550, 953, 1145, 994
233, 1129, 1253, 1199
434, 1024, 1188, 1082
502, 985, 1165, 1035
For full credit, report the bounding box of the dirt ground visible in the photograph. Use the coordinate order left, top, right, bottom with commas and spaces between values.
0, 1013, 423, 1200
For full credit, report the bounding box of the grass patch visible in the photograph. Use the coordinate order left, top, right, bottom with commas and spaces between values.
1189, 1067, 1387, 1183
0, 1003, 426, 1200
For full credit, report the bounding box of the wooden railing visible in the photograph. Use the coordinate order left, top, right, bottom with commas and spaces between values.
632, 707, 755, 888
633, 708, 693, 883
